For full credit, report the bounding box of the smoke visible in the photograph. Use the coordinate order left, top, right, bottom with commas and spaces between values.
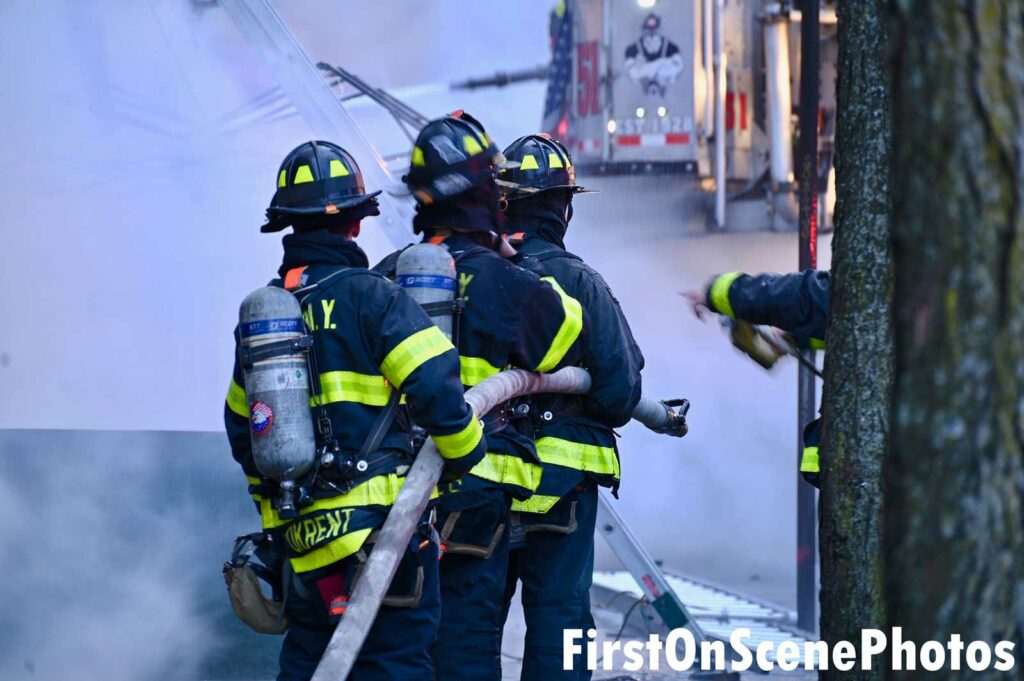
0, 5, 834, 674
0, 430, 268, 681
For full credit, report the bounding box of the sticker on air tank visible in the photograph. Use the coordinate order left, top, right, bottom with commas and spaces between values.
240, 318, 302, 338
274, 368, 307, 389
249, 400, 275, 436
396, 274, 455, 290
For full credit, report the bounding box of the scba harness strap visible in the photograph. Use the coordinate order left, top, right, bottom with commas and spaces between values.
271, 266, 405, 499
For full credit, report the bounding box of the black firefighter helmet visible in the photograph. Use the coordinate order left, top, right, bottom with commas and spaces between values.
402, 112, 510, 207
262, 140, 381, 233
499, 134, 591, 202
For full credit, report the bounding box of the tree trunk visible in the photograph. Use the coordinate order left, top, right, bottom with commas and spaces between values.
886, 1, 1024, 678
818, 1, 893, 678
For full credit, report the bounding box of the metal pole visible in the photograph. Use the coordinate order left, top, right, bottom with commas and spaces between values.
763, 12, 794, 187
713, 0, 726, 228
703, 0, 714, 140
795, 0, 819, 634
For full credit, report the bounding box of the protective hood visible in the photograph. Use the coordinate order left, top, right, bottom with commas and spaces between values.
278, 230, 370, 277
503, 190, 571, 248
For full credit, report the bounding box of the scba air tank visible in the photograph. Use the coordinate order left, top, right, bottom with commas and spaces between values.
238, 286, 316, 484
396, 243, 457, 341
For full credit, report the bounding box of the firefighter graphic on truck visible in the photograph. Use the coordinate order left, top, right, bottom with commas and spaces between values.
624, 13, 684, 97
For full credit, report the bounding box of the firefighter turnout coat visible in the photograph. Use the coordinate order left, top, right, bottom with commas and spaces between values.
512, 231, 644, 513
705, 269, 830, 486
225, 231, 486, 574
375, 232, 588, 504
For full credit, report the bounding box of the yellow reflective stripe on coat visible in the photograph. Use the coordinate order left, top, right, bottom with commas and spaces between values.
226, 379, 249, 417
709, 271, 744, 318
432, 416, 484, 460
245, 475, 288, 529
460, 356, 502, 386
512, 494, 562, 514
800, 446, 820, 473
301, 473, 434, 513
289, 527, 374, 573
809, 337, 826, 350
313, 371, 394, 407
470, 452, 541, 492
535, 436, 620, 478
285, 474, 439, 572
535, 277, 583, 372
381, 326, 454, 388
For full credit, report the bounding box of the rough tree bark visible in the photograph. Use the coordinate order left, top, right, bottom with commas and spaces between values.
818, 1, 892, 679
886, 1, 1024, 678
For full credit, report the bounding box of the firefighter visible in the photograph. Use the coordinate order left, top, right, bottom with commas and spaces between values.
684, 269, 829, 486
495, 134, 648, 680
374, 113, 588, 681
224, 140, 486, 681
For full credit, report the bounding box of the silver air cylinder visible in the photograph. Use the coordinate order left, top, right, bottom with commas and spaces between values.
395, 243, 457, 340
238, 286, 316, 485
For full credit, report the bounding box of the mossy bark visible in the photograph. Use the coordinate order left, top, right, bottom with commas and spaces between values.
885, 1, 1024, 678
818, 1, 893, 679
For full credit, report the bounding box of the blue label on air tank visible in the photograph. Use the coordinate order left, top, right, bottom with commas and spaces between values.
240, 318, 302, 338
396, 274, 456, 290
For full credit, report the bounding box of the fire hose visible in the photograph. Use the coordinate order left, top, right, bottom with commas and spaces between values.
310, 367, 687, 680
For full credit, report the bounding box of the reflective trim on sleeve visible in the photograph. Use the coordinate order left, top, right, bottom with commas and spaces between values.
470, 452, 541, 492
511, 494, 562, 514
709, 271, 744, 318
535, 277, 584, 372
800, 446, 820, 474
381, 326, 454, 388
314, 371, 394, 407
227, 379, 249, 417
536, 436, 620, 478
809, 337, 826, 350
289, 527, 374, 573
432, 416, 484, 460
460, 356, 503, 387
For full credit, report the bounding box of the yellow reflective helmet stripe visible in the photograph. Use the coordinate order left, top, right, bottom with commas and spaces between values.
462, 134, 484, 156
380, 326, 454, 389
293, 164, 315, 184
470, 453, 541, 492
800, 446, 820, 474
226, 379, 249, 417
313, 371, 394, 407
432, 416, 484, 460
709, 271, 743, 318
535, 277, 584, 372
548, 152, 564, 169
278, 169, 288, 188
290, 527, 373, 573
411, 146, 426, 166
512, 494, 562, 514
329, 159, 350, 177
519, 154, 540, 170
536, 436, 620, 477
459, 356, 502, 386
